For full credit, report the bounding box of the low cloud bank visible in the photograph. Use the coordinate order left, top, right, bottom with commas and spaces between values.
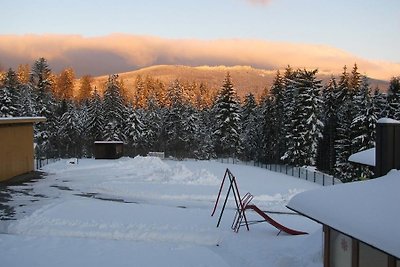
0, 34, 398, 80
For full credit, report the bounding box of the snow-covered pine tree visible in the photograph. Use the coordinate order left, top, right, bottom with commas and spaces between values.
86, 87, 104, 154
58, 101, 80, 157
282, 69, 323, 166
164, 80, 189, 158
102, 74, 126, 141
316, 77, 339, 174
212, 73, 242, 158
0, 68, 21, 117
334, 66, 355, 182
30, 57, 57, 157
386, 77, 400, 120
194, 109, 215, 159
372, 87, 387, 119
241, 93, 259, 161
140, 98, 164, 153
259, 95, 274, 163
351, 76, 376, 152
125, 104, 144, 156
280, 66, 297, 164
268, 70, 286, 163
350, 76, 376, 179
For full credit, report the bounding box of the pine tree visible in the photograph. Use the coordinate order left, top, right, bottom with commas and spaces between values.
241, 93, 259, 161
102, 74, 126, 141
387, 77, 400, 120
268, 70, 286, 163
259, 96, 274, 163
351, 76, 376, 152
30, 57, 56, 157
334, 66, 355, 182
55, 68, 75, 100
86, 87, 104, 151
125, 105, 144, 156
282, 69, 322, 166
58, 101, 80, 157
316, 77, 339, 173
0, 68, 21, 117
164, 80, 189, 158
212, 73, 242, 158
372, 87, 387, 119
280, 66, 297, 163
77, 75, 93, 103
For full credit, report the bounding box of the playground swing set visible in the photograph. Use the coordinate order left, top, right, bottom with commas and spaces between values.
211, 168, 307, 236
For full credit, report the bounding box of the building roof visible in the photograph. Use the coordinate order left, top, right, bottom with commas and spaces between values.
348, 147, 375, 166
287, 170, 400, 258
94, 141, 124, 144
0, 117, 46, 125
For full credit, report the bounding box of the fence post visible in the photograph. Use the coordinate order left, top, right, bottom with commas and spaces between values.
306, 169, 308, 181
332, 176, 335, 185
323, 175, 325, 186
314, 172, 316, 183
298, 168, 301, 178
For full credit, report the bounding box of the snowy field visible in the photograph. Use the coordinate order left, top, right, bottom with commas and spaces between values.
0, 157, 323, 267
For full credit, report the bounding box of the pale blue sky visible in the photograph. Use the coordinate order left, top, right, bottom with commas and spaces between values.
2, 0, 399, 62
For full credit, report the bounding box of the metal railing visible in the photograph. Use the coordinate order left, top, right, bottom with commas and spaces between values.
34, 158, 60, 170
218, 159, 341, 186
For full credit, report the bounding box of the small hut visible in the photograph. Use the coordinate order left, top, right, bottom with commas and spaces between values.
94, 141, 124, 159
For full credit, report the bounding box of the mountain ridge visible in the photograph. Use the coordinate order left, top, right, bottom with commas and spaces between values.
90, 65, 389, 99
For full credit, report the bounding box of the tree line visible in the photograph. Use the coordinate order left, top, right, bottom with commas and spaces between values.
1, 57, 400, 182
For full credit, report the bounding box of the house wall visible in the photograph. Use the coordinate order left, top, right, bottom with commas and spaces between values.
0, 123, 34, 181
324, 226, 399, 267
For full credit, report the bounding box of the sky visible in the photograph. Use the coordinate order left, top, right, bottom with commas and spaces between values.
0, 0, 399, 79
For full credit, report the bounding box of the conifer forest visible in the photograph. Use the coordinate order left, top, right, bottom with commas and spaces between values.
1, 57, 400, 182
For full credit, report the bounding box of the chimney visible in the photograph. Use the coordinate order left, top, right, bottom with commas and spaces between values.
375, 118, 400, 177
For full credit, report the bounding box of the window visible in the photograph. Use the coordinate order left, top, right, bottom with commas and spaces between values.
330, 229, 352, 267
359, 242, 387, 267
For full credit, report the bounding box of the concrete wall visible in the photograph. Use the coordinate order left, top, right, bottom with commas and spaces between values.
0, 123, 34, 181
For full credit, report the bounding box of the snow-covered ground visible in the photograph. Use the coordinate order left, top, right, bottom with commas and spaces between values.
0, 157, 323, 267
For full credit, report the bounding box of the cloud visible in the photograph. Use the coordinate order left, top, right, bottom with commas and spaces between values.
0, 34, 399, 80
245, 0, 272, 5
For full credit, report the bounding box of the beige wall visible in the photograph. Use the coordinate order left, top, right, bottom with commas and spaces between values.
0, 123, 34, 181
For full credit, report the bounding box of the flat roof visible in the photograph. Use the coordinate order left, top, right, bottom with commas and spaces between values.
0, 117, 46, 125
287, 170, 400, 258
348, 147, 375, 166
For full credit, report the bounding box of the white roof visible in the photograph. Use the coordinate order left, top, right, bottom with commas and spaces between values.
348, 147, 375, 166
287, 170, 400, 258
0, 116, 46, 125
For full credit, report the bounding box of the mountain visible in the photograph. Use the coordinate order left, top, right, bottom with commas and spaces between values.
89, 65, 390, 99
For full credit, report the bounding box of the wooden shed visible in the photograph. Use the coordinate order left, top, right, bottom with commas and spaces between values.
94, 141, 124, 159
0, 117, 46, 182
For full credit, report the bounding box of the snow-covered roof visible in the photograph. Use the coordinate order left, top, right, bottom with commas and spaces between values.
0, 117, 46, 125
348, 147, 375, 166
377, 118, 400, 124
287, 170, 400, 258
94, 141, 124, 144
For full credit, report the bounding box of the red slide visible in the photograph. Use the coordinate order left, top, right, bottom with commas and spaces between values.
245, 204, 307, 235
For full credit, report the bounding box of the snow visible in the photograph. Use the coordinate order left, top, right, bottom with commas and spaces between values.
348, 147, 375, 166
0, 157, 323, 266
288, 170, 400, 259
0, 116, 46, 124
377, 117, 400, 124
